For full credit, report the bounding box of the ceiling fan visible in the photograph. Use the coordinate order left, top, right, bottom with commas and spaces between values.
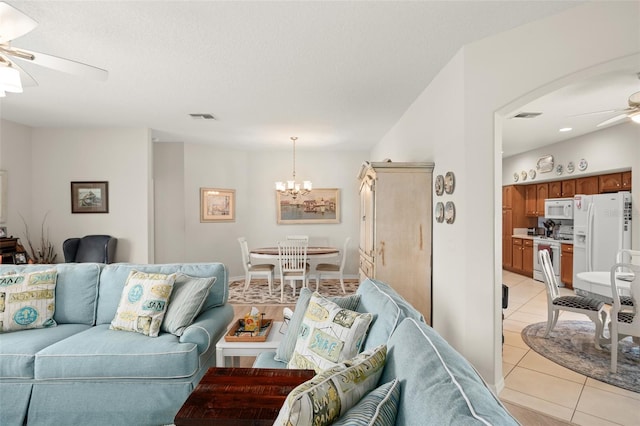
594, 90, 640, 127
0, 1, 107, 95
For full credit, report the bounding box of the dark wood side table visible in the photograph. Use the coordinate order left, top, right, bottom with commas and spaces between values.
174, 367, 315, 426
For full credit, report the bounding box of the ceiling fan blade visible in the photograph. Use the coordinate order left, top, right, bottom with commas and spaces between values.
10, 59, 38, 87
0, 2, 38, 44
11, 47, 108, 81
567, 107, 631, 118
596, 113, 630, 127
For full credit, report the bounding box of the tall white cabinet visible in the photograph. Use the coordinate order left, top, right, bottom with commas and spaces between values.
358, 161, 434, 324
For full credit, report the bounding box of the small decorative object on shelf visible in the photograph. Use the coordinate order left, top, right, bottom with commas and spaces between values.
536, 154, 554, 173
556, 164, 563, 175
578, 158, 588, 171
444, 171, 455, 194
513, 172, 519, 182
520, 170, 528, 181
224, 318, 273, 342
529, 169, 536, 180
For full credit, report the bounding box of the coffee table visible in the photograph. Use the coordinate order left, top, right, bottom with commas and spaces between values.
174, 367, 315, 426
216, 321, 285, 367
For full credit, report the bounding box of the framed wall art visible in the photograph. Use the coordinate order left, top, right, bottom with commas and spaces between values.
276, 188, 340, 224
200, 188, 235, 222
71, 181, 109, 213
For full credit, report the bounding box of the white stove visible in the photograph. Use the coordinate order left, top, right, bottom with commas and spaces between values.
532, 225, 573, 285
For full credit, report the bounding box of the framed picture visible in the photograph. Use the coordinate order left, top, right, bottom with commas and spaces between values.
0, 226, 6, 238
276, 188, 340, 224
14, 252, 27, 264
71, 181, 109, 213
200, 188, 235, 222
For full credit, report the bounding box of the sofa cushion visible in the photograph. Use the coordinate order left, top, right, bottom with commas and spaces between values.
34, 325, 200, 380
379, 318, 519, 425
332, 378, 400, 426
288, 292, 372, 373
110, 270, 176, 337
0, 264, 101, 326
0, 324, 91, 379
161, 273, 216, 336
96, 263, 228, 325
0, 269, 57, 332
275, 344, 387, 426
275, 287, 360, 364
356, 278, 425, 350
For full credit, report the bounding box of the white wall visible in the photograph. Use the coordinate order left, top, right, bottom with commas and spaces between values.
154, 142, 366, 277
371, 1, 640, 390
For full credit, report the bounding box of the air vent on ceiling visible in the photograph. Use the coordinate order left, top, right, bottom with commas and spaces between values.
512, 112, 542, 119
189, 113, 216, 120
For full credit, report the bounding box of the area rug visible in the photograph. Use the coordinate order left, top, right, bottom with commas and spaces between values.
521, 321, 640, 393
228, 278, 359, 305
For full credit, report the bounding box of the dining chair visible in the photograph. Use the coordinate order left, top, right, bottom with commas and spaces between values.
277, 239, 309, 303
616, 249, 639, 308
315, 237, 350, 294
286, 235, 309, 243
238, 237, 275, 295
539, 249, 607, 348
609, 262, 639, 373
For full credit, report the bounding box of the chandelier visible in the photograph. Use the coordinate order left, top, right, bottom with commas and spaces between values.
275, 137, 312, 199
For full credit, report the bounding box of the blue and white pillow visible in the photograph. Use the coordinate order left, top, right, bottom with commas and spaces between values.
333, 378, 400, 426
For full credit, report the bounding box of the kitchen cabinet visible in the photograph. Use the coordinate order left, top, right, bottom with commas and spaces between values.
525, 184, 547, 216
561, 244, 573, 289
536, 184, 548, 214
522, 239, 534, 277
358, 161, 434, 324
576, 176, 599, 195
549, 181, 562, 198
622, 171, 632, 190
599, 173, 624, 193
502, 185, 528, 270
502, 209, 513, 268
561, 179, 576, 198
512, 238, 523, 271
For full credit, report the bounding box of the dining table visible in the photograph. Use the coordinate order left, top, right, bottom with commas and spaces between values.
575, 271, 633, 302
250, 246, 339, 260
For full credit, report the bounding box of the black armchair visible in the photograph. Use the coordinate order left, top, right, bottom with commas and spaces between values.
63, 235, 117, 264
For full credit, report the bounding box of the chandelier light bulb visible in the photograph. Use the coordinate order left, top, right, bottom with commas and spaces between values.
631, 112, 640, 124
0, 65, 23, 93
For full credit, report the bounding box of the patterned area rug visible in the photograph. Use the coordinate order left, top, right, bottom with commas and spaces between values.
521, 321, 640, 393
228, 278, 359, 305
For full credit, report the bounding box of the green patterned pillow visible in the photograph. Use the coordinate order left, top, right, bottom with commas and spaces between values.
275, 287, 361, 364
110, 270, 176, 337
332, 379, 400, 426
288, 292, 373, 372
161, 273, 216, 336
275, 344, 387, 426
0, 269, 58, 333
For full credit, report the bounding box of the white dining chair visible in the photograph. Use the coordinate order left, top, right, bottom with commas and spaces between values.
609, 262, 639, 373
315, 237, 350, 294
238, 237, 274, 295
277, 239, 309, 302
286, 235, 309, 243
616, 249, 640, 265
539, 249, 607, 348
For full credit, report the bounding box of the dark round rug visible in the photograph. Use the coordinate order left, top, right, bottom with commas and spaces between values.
521, 321, 640, 393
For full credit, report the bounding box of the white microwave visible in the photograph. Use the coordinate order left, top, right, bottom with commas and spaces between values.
544, 198, 573, 220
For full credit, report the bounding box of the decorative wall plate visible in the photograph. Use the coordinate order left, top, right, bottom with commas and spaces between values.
566, 161, 575, 174
520, 170, 527, 181
556, 164, 563, 175
444, 171, 455, 194
513, 172, 519, 182
578, 158, 588, 171
434, 175, 444, 196
536, 155, 554, 173
529, 169, 536, 180
444, 201, 456, 224
435, 202, 444, 223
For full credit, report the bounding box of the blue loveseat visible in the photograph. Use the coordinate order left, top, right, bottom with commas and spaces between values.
255, 279, 519, 425
0, 262, 233, 426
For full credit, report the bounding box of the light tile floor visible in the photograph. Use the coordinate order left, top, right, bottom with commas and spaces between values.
499, 270, 640, 426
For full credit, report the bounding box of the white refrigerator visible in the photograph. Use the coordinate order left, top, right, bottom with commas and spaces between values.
573, 192, 632, 296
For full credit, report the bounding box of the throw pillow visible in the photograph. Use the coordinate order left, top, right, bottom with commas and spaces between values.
332, 378, 401, 426
288, 292, 372, 372
161, 273, 216, 336
275, 344, 387, 426
0, 269, 58, 333
275, 287, 360, 364
110, 270, 176, 337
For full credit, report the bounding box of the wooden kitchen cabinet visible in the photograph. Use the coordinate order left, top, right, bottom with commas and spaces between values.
522, 239, 534, 277
525, 185, 538, 216
576, 176, 599, 195
358, 161, 434, 324
502, 185, 527, 270
549, 181, 562, 198
622, 171, 632, 190
502, 209, 513, 268
512, 238, 523, 271
561, 179, 576, 198
599, 173, 623, 193
536, 184, 548, 214
561, 244, 573, 289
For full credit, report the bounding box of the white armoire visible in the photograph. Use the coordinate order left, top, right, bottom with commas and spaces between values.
357, 161, 434, 324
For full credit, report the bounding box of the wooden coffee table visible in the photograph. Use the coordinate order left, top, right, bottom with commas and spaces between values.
174, 367, 315, 426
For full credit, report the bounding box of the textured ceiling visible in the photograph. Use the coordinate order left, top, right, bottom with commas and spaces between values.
0, 1, 601, 153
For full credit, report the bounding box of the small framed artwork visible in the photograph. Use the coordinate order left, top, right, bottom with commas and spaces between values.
276, 188, 340, 224
0, 226, 6, 238
71, 181, 109, 213
200, 188, 235, 222
14, 252, 27, 264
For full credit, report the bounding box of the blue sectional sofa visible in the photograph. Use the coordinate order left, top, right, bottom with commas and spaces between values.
255, 278, 520, 425
0, 262, 234, 426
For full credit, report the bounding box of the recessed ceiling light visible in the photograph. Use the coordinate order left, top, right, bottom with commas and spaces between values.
559, 127, 572, 132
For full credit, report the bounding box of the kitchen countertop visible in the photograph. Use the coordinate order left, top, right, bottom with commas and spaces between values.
511, 235, 574, 244
512, 235, 535, 240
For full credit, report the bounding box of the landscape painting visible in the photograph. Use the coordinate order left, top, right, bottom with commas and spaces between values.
276, 188, 340, 224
